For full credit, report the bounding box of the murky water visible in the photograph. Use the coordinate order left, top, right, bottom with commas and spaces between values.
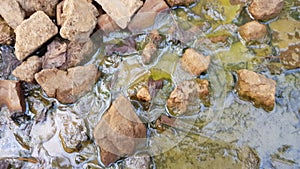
0, 0, 299, 168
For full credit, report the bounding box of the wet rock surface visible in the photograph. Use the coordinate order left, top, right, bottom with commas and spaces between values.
12, 55, 42, 82
35, 64, 99, 104
238, 146, 261, 169
128, 0, 169, 32
137, 87, 151, 102
0, 46, 21, 79
0, 80, 25, 113
93, 95, 147, 166
0, 17, 14, 45
17, 0, 59, 18
181, 48, 210, 76
167, 79, 209, 115
123, 154, 151, 169
280, 44, 300, 69
94, 0, 143, 29
97, 14, 120, 34
15, 11, 58, 61
42, 40, 67, 69
165, 0, 196, 7
236, 69, 276, 111
0, 0, 25, 29
58, 0, 98, 42
142, 30, 162, 64
248, 0, 284, 21
239, 21, 267, 44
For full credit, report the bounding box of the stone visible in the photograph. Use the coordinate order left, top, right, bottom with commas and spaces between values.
0, 17, 14, 45
280, 44, 300, 69
167, 79, 209, 115
15, 11, 58, 61
93, 95, 146, 166
0, 46, 21, 79
35, 64, 100, 104
94, 0, 143, 29
236, 69, 276, 111
238, 21, 267, 43
238, 147, 260, 169
128, 0, 169, 32
42, 40, 67, 69
0, 0, 25, 29
123, 154, 151, 169
249, 0, 284, 21
97, 14, 120, 34
137, 87, 151, 102
165, 0, 196, 7
0, 80, 25, 113
58, 0, 99, 42
17, 0, 59, 18
12, 56, 42, 82
142, 42, 157, 64
181, 48, 210, 76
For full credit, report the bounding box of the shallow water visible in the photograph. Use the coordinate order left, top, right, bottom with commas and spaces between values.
0, 0, 299, 168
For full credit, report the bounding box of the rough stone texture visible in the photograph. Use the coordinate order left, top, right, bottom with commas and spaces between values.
236, 69, 276, 111
0, 0, 25, 29
142, 42, 157, 64
123, 154, 151, 169
93, 95, 146, 166
42, 40, 67, 69
15, 11, 58, 61
128, 0, 169, 32
181, 48, 210, 76
165, 0, 196, 7
167, 79, 209, 115
97, 14, 120, 34
280, 44, 300, 69
239, 21, 267, 43
58, 0, 99, 42
12, 56, 42, 82
59, 113, 88, 153
0, 46, 21, 79
238, 147, 261, 169
137, 87, 151, 102
0, 17, 14, 45
249, 0, 284, 21
0, 80, 25, 113
17, 0, 59, 17
94, 0, 143, 29
35, 64, 99, 104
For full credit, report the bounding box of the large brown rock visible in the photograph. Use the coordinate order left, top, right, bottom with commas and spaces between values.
128, 0, 169, 32
181, 48, 210, 76
35, 64, 99, 104
248, 0, 284, 21
165, 0, 196, 7
236, 69, 276, 111
17, 0, 59, 17
0, 0, 25, 29
97, 14, 120, 34
167, 79, 209, 115
239, 21, 267, 43
93, 95, 146, 166
12, 56, 42, 82
0, 80, 25, 113
58, 0, 98, 42
15, 11, 58, 61
94, 0, 143, 29
0, 17, 14, 45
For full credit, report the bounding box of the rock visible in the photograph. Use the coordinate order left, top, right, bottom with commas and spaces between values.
15, 11, 58, 61
236, 69, 276, 111
42, 40, 67, 69
167, 79, 209, 115
0, 80, 25, 113
94, 0, 143, 29
248, 0, 284, 21
93, 95, 146, 166
0, 0, 25, 29
59, 113, 88, 153
142, 42, 157, 64
238, 147, 260, 169
17, 0, 59, 18
181, 48, 210, 76
34, 64, 100, 104
0, 46, 21, 79
155, 115, 176, 131
58, 0, 99, 42
123, 154, 151, 169
128, 0, 169, 32
137, 87, 151, 102
238, 21, 267, 43
97, 14, 120, 34
280, 44, 300, 69
12, 56, 42, 82
0, 17, 14, 45
165, 0, 196, 7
